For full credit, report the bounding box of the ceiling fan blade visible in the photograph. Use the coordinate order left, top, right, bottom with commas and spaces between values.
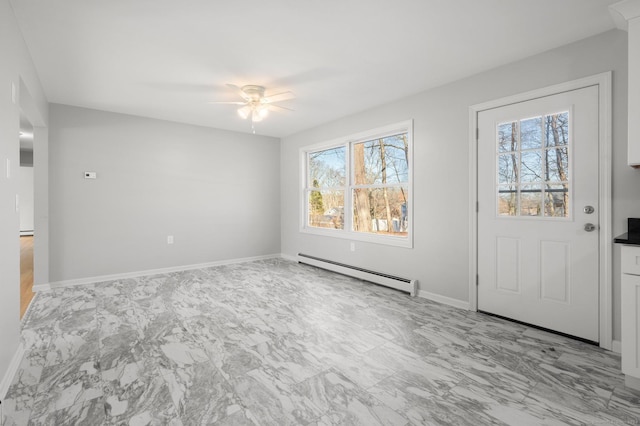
264, 91, 295, 103
268, 104, 295, 112
226, 83, 251, 101
208, 101, 247, 105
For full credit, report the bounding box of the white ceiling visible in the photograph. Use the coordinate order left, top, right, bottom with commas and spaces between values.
9, 0, 619, 138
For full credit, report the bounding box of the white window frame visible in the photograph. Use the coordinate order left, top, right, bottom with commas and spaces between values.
300, 120, 413, 248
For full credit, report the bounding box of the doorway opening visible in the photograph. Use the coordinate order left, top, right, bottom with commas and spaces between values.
19, 115, 35, 319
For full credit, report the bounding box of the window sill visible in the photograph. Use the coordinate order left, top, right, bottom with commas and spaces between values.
300, 226, 413, 248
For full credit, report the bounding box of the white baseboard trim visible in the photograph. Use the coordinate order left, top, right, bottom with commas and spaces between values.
32, 283, 51, 292
280, 253, 297, 262
37, 254, 282, 290
417, 290, 470, 310
612, 340, 621, 354
0, 343, 25, 401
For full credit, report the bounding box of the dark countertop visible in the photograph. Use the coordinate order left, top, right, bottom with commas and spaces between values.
614, 232, 640, 245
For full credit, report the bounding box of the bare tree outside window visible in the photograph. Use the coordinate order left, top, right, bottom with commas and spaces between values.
353, 142, 372, 232
307, 147, 345, 229
496, 112, 569, 218
544, 113, 569, 217
303, 121, 412, 245
352, 133, 409, 236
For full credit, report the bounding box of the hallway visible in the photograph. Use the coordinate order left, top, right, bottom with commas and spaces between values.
20, 235, 34, 319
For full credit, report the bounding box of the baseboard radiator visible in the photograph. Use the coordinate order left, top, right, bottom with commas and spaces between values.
297, 253, 417, 297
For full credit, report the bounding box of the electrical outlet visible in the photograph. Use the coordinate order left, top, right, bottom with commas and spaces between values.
350, 242, 355, 252
167, 235, 174, 244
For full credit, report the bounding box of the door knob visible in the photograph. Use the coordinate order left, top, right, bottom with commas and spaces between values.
584, 223, 596, 232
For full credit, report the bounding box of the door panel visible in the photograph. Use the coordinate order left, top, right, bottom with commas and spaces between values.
478, 85, 599, 342
496, 237, 520, 293
539, 240, 570, 303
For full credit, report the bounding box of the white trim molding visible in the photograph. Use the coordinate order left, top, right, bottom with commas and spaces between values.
612, 340, 622, 354
36, 254, 281, 291
0, 343, 25, 401
32, 283, 51, 292
468, 72, 613, 351
280, 253, 298, 262
417, 290, 470, 311
610, 0, 640, 30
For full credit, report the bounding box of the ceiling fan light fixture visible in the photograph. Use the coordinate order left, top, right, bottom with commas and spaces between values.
237, 105, 251, 119
213, 84, 294, 129
251, 110, 263, 123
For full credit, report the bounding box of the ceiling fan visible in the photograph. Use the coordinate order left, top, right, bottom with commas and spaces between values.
210, 84, 295, 128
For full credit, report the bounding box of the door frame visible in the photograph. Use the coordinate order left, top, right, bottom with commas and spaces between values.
468, 72, 613, 350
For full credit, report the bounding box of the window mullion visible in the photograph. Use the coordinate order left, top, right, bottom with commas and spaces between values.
517, 120, 522, 216
541, 116, 547, 216
345, 141, 353, 233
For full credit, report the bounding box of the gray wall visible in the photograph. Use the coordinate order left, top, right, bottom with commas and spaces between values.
49, 104, 281, 282
281, 29, 638, 342
19, 165, 34, 232
0, 0, 48, 392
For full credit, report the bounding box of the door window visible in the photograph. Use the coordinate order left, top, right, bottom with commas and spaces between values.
496, 111, 570, 218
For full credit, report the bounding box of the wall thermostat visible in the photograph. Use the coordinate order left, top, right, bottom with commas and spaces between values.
84, 171, 97, 179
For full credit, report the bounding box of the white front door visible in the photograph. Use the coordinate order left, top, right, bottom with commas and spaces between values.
477, 85, 599, 342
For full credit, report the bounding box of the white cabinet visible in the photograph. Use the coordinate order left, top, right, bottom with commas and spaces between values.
610, 0, 640, 167
629, 17, 640, 167
621, 245, 640, 390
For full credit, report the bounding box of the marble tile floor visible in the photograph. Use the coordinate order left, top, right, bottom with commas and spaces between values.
2, 258, 639, 425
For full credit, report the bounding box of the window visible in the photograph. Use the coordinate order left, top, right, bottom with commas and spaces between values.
496, 111, 570, 218
301, 120, 413, 247
307, 146, 346, 230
